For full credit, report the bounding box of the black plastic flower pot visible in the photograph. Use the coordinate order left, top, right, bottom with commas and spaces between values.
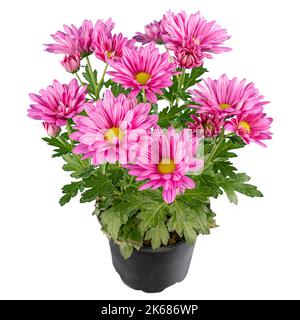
109, 240, 195, 293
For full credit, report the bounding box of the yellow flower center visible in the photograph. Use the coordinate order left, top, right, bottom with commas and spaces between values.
135, 72, 151, 85
239, 121, 251, 133
157, 159, 176, 174
107, 51, 113, 58
104, 127, 124, 143
219, 103, 231, 110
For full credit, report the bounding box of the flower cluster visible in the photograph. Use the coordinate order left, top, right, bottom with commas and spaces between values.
134, 11, 231, 68
189, 74, 273, 146
28, 11, 272, 216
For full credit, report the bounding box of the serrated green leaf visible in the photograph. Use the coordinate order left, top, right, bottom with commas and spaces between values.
82, 65, 98, 97
181, 66, 208, 91
145, 223, 169, 250
119, 243, 134, 260
101, 209, 128, 240
61, 154, 88, 178
104, 79, 130, 96
42, 136, 72, 157
59, 181, 84, 206
138, 202, 167, 231
216, 173, 263, 205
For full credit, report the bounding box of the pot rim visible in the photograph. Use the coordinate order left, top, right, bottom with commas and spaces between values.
139, 240, 187, 253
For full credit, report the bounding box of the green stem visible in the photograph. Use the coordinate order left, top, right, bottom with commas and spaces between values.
203, 129, 225, 172
66, 122, 74, 149
128, 175, 134, 186
95, 63, 108, 98
85, 56, 97, 92
57, 136, 68, 147
75, 72, 85, 86
176, 69, 186, 106
142, 88, 147, 103
102, 162, 108, 176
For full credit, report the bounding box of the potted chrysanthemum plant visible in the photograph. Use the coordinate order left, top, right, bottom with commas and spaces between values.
28, 11, 273, 293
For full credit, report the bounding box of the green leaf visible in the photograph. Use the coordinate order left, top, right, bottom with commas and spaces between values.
107, 165, 126, 185
61, 154, 88, 178
181, 66, 208, 92
158, 103, 197, 129
119, 243, 134, 260
145, 223, 169, 250
82, 65, 98, 96
209, 137, 245, 163
217, 173, 263, 205
138, 201, 167, 232
213, 160, 237, 178
42, 135, 72, 158
158, 104, 186, 127
104, 79, 130, 96
101, 209, 128, 240
168, 201, 215, 245
59, 181, 84, 206
80, 170, 113, 203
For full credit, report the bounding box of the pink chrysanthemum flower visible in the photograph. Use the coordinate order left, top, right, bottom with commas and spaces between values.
162, 11, 231, 68
190, 74, 269, 116
28, 79, 87, 127
134, 20, 164, 45
45, 19, 113, 57
108, 44, 176, 103
93, 30, 135, 63
188, 113, 225, 138
71, 90, 158, 165
174, 38, 206, 68
125, 127, 203, 204
225, 112, 273, 147
60, 54, 81, 73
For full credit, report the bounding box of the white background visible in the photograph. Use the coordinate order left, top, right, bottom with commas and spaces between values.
0, 0, 299, 300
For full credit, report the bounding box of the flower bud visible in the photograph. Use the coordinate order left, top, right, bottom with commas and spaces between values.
43, 122, 61, 138
60, 54, 80, 73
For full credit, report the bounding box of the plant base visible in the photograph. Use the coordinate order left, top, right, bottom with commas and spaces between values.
109, 240, 195, 293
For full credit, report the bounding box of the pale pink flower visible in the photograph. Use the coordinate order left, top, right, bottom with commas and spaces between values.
43, 122, 61, 138
190, 74, 269, 116
60, 54, 81, 73
45, 19, 113, 57
28, 79, 87, 127
134, 20, 164, 45
71, 90, 158, 165
225, 112, 273, 147
188, 113, 225, 138
162, 11, 231, 68
108, 44, 176, 103
124, 127, 203, 204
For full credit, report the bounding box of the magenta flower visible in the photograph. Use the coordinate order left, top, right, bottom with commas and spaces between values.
28, 79, 87, 127
44, 19, 111, 57
162, 11, 231, 68
108, 44, 176, 103
225, 112, 273, 147
188, 113, 225, 138
43, 122, 61, 138
60, 54, 81, 73
71, 90, 158, 165
190, 74, 269, 116
93, 30, 135, 63
125, 127, 203, 204
134, 20, 164, 45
